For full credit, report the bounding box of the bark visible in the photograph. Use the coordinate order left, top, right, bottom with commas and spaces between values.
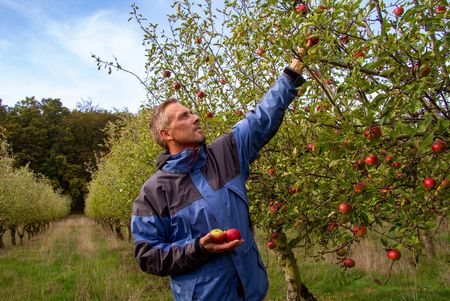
275, 232, 317, 301
10, 226, 16, 246
420, 229, 435, 257
127, 224, 132, 241
115, 225, 124, 240
0, 227, 5, 249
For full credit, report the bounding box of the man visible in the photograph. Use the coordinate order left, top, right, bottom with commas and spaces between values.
131, 56, 305, 300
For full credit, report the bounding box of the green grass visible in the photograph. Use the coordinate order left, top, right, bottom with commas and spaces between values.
0, 216, 449, 300
0, 216, 172, 301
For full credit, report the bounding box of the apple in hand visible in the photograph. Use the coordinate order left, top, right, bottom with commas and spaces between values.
224, 228, 241, 242
209, 229, 225, 243
387, 249, 401, 261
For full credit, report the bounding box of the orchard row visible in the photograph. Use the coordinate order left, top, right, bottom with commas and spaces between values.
0, 139, 70, 248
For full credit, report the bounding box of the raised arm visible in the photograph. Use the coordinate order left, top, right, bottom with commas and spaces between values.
232, 59, 305, 178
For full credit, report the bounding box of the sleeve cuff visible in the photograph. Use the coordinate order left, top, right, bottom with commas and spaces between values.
283, 67, 305, 87
194, 236, 214, 260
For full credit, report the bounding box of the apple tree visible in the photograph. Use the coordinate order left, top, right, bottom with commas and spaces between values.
93, 0, 448, 300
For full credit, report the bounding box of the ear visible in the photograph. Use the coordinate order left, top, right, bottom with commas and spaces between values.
160, 128, 173, 143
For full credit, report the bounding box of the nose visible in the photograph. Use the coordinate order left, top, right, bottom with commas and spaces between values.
192, 112, 199, 123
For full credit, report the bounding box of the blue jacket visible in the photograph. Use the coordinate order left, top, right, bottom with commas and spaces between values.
131, 68, 304, 300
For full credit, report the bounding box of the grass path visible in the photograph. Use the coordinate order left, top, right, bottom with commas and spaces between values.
0, 215, 172, 301
1, 216, 449, 300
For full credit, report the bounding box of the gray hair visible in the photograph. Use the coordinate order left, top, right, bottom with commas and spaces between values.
148, 98, 179, 149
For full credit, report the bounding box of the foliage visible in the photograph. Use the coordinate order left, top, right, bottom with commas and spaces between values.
92, 0, 449, 299
85, 111, 160, 227
0, 97, 125, 211
0, 138, 70, 239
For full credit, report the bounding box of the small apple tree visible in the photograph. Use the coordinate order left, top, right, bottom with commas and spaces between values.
93, 0, 448, 300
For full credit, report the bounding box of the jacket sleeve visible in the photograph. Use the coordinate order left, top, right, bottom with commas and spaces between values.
231, 67, 305, 178
131, 192, 212, 276
132, 215, 212, 276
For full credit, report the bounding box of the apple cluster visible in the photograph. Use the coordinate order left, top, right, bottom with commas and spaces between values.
209, 228, 241, 244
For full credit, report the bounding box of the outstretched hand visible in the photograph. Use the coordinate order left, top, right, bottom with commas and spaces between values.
290, 47, 305, 74
199, 232, 244, 254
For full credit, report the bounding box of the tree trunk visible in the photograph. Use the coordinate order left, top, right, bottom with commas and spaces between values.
420, 229, 435, 257
275, 232, 317, 301
10, 226, 16, 246
127, 224, 132, 241
115, 225, 124, 240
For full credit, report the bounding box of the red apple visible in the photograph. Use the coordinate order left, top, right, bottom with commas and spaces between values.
307, 143, 315, 152
172, 81, 181, 90
431, 140, 447, 153
204, 111, 213, 119
327, 222, 339, 232
271, 232, 280, 240
393, 6, 404, 16
162, 70, 171, 78
343, 258, 355, 268
257, 48, 264, 56
385, 155, 394, 162
296, 4, 309, 14
306, 37, 319, 48
318, 4, 327, 11
219, 77, 227, 85
354, 50, 365, 59
267, 168, 275, 176
234, 109, 244, 116
267, 240, 276, 249
435, 5, 446, 13
288, 187, 300, 195
438, 178, 450, 190
338, 202, 352, 214
340, 35, 349, 44
224, 228, 241, 242
353, 181, 367, 193
354, 159, 366, 170
195, 36, 202, 44
423, 177, 436, 189
365, 154, 379, 166
196, 90, 206, 98
387, 249, 401, 261
364, 125, 382, 140
353, 224, 367, 237
392, 161, 402, 168
209, 229, 225, 243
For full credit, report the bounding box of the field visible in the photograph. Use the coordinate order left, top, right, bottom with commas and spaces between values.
0, 215, 448, 301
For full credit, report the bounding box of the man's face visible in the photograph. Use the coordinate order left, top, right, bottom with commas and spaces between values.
162, 102, 205, 151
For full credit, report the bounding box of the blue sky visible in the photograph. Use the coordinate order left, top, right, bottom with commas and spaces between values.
0, 0, 172, 112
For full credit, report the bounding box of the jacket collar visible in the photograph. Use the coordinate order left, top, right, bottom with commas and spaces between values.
156, 145, 206, 173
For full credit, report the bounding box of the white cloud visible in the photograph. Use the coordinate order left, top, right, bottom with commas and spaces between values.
0, 1, 150, 112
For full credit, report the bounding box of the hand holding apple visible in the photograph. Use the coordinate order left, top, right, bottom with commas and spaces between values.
200, 228, 243, 254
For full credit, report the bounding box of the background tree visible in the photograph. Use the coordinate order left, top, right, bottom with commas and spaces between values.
0, 97, 126, 212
